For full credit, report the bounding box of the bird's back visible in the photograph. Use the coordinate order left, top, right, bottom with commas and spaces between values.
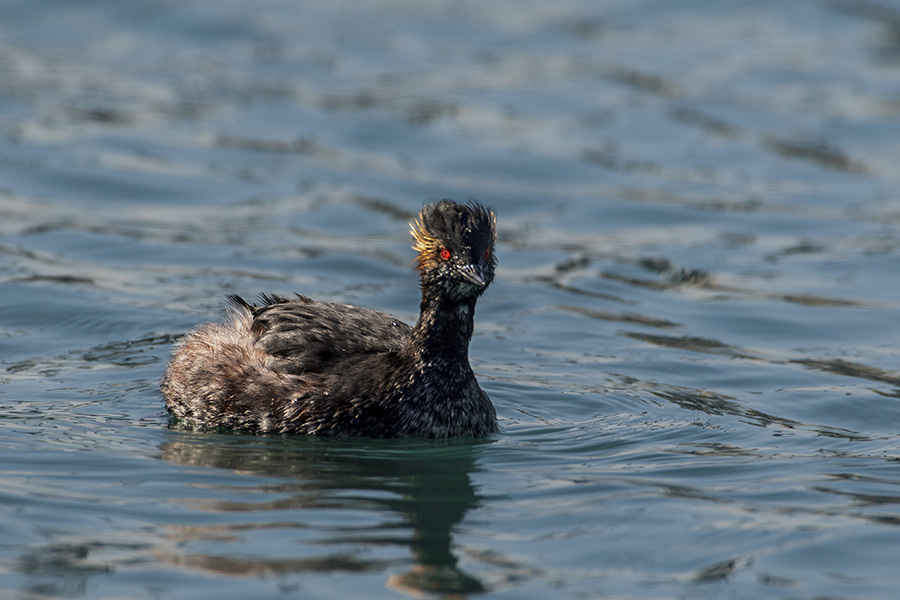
233, 293, 412, 375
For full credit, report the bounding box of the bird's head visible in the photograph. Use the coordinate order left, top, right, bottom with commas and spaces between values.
410, 200, 497, 302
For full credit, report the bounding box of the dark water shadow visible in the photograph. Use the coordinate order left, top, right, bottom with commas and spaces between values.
156, 434, 488, 596
609, 376, 873, 442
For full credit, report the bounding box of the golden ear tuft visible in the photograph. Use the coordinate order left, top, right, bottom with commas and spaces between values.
489, 209, 497, 245
410, 217, 441, 271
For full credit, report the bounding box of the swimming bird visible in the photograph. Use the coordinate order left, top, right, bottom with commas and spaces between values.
161, 199, 498, 437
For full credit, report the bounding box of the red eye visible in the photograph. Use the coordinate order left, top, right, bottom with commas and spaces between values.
440, 248, 451, 260
484, 248, 491, 260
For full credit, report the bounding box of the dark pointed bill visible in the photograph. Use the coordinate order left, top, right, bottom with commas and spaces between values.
457, 264, 486, 287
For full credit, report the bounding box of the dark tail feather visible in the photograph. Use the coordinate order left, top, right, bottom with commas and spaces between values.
226, 293, 291, 310
226, 294, 253, 312
258, 292, 290, 306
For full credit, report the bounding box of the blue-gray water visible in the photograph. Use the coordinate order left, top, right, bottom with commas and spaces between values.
3, 1, 900, 598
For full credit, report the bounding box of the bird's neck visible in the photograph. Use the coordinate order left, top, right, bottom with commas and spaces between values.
408, 292, 477, 367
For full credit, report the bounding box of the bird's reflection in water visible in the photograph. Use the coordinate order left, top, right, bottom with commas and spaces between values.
158, 433, 487, 596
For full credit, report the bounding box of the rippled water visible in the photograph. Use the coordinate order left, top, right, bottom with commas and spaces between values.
4, 0, 900, 598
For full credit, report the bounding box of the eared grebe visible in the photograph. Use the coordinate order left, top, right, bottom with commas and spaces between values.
161, 200, 498, 437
